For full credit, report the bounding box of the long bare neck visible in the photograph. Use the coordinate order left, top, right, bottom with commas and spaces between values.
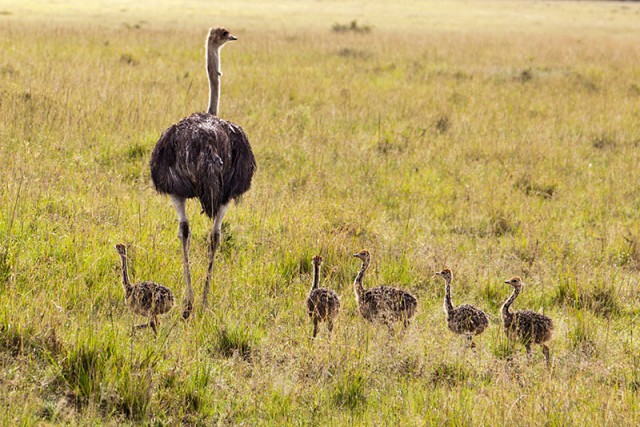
354, 259, 369, 298
311, 263, 320, 290
444, 278, 454, 314
501, 286, 520, 319
118, 254, 133, 297
206, 44, 221, 115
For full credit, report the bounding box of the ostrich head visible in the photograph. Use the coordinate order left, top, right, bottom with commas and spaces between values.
505, 276, 524, 288
207, 27, 238, 50
312, 255, 323, 267
435, 268, 453, 283
353, 250, 370, 263
115, 244, 127, 257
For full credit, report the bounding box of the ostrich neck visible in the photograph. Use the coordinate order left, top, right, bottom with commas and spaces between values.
501, 286, 520, 320
311, 263, 320, 290
119, 254, 132, 297
207, 46, 221, 116
444, 279, 454, 314
354, 259, 368, 298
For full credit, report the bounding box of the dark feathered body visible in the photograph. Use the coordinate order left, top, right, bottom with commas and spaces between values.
150, 113, 256, 219
353, 250, 417, 330
447, 304, 489, 336
357, 285, 417, 326
501, 277, 553, 364
307, 289, 341, 323
502, 309, 553, 345
306, 255, 340, 338
436, 269, 488, 347
127, 280, 175, 318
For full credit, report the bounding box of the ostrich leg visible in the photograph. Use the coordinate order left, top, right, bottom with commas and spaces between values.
171, 196, 194, 319
203, 203, 229, 309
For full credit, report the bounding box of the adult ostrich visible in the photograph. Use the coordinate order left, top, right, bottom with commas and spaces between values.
150, 27, 256, 319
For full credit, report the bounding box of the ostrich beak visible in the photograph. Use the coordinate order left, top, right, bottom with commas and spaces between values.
504, 280, 510, 284
229, 34, 238, 41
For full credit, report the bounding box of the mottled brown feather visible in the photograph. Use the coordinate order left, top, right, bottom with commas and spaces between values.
501, 276, 553, 364
306, 255, 340, 338
353, 250, 417, 329
116, 244, 174, 334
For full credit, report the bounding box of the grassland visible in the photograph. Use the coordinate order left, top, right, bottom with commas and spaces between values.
1, 0, 640, 424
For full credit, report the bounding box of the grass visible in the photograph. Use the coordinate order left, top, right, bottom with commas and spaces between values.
1, 0, 640, 424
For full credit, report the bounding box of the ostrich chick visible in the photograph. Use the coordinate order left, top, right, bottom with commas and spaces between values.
306, 255, 340, 338
353, 250, 417, 332
501, 276, 553, 365
115, 244, 174, 335
435, 269, 488, 348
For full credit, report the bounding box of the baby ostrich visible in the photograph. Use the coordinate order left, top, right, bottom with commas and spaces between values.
435, 269, 488, 348
501, 276, 553, 365
115, 244, 174, 335
306, 255, 340, 338
353, 250, 417, 332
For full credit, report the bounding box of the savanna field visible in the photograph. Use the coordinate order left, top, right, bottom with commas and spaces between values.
1, 0, 640, 424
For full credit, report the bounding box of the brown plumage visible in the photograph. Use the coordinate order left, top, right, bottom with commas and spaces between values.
306, 255, 340, 338
115, 244, 174, 335
353, 250, 417, 331
501, 276, 553, 365
436, 269, 488, 348
149, 27, 256, 320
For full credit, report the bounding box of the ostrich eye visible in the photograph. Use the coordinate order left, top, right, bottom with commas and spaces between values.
222, 30, 229, 36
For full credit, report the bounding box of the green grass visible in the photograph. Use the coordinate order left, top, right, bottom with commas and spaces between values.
1, 0, 640, 424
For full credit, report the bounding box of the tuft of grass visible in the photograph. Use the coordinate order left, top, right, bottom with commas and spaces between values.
616, 233, 640, 269
0, 249, 11, 285
332, 20, 371, 33
119, 53, 138, 66
430, 362, 470, 387
337, 48, 371, 59
61, 341, 110, 403
112, 367, 153, 421
433, 115, 450, 134
210, 324, 257, 361
125, 143, 146, 161
490, 330, 518, 361
487, 210, 518, 237
591, 133, 616, 150
332, 371, 367, 410
0, 317, 32, 355
514, 175, 556, 199
181, 366, 212, 416
552, 278, 619, 317
569, 311, 598, 357
516, 68, 533, 82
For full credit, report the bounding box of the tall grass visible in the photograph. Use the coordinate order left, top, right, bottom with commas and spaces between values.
1, 0, 640, 424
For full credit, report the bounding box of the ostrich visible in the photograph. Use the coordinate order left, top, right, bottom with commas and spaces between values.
306, 255, 341, 338
435, 269, 489, 348
352, 250, 417, 332
150, 27, 256, 319
501, 276, 553, 365
115, 244, 174, 334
